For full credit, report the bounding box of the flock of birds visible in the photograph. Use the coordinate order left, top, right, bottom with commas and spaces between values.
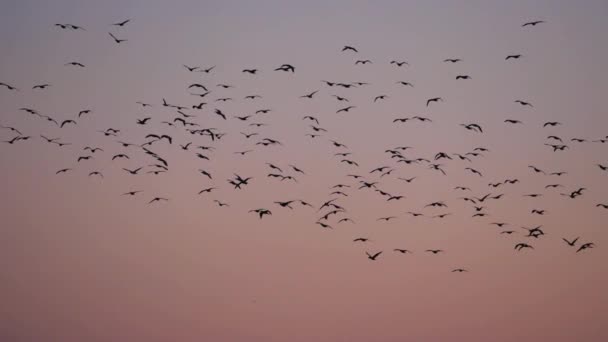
1, 18, 603, 273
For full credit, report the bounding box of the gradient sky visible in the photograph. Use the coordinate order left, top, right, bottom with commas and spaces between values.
1, 1, 608, 341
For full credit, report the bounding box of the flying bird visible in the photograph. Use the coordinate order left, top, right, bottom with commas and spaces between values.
112, 19, 131, 27
426, 97, 443, 106
108, 32, 127, 43
562, 237, 579, 247
366, 251, 382, 260
506, 54, 522, 60
576, 243, 595, 253
522, 20, 545, 27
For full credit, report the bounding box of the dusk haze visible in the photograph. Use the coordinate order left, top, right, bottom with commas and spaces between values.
1, 1, 607, 341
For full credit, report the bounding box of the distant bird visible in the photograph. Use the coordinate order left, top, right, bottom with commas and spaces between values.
60, 120, 77, 128
1, 125, 23, 135
374, 95, 388, 102
88, 171, 103, 178
332, 95, 349, 102
274, 201, 295, 209
444, 58, 461, 63
136, 117, 151, 125
528, 166, 546, 174
377, 216, 396, 222
562, 237, 579, 247
123, 167, 142, 175
198, 187, 216, 194
275, 64, 295, 72
396, 81, 414, 87
506, 54, 522, 60
68, 24, 85, 30
289, 165, 306, 174
249, 208, 272, 219
65, 62, 85, 67
242, 69, 258, 74
110, 153, 129, 160
545, 184, 563, 189
394, 249, 412, 254
465, 167, 483, 177
214, 200, 229, 207
112, 19, 131, 27
460, 123, 483, 133
515, 100, 533, 107
426, 97, 443, 106
522, 20, 545, 27
366, 251, 382, 260
576, 243, 595, 253
196, 169, 212, 179
78, 110, 92, 118
108, 32, 127, 43
413, 116, 432, 122
300, 90, 318, 99
505, 119, 522, 124
455, 75, 471, 80
514, 243, 533, 251
342, 46, 358, 53
390, 60, 408, 67
336, 106, 355, 113
188, 83, 208, 91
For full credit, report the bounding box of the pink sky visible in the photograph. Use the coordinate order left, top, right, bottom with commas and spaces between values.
1, 1, 607, 341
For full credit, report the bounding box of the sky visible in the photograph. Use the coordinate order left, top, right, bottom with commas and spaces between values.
1, 0, 608, 341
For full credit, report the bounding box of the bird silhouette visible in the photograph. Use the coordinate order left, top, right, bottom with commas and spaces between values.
366, 251, 382, 260
576, 243, 595, 253
108, 32, 127, 43
336, 106, 356, 113
112, 19, 131, 27
426, 97, 443, 106
275, 64, 295, 72
562, 237, 579, 247
390, 60, 408, 67
250, 208, 272, 219
515, 243, 534, 251
522, 20, 545, 27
